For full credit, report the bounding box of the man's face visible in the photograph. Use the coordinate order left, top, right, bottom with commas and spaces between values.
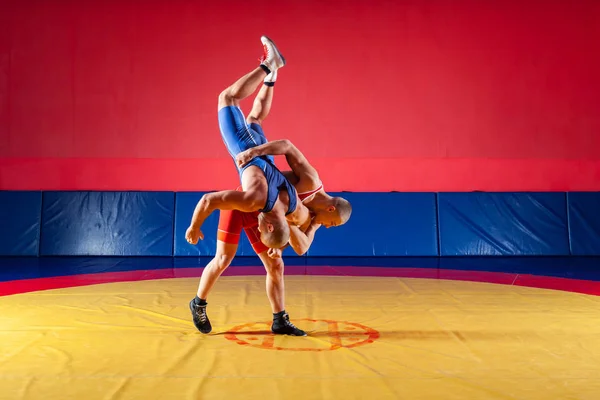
313, 209, 342, 228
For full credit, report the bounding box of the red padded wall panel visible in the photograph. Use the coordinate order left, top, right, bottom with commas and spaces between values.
1, 0, 599, 191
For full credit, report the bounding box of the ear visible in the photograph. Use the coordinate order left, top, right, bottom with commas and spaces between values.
267, 223, 275, 233
327, 205, 336, 212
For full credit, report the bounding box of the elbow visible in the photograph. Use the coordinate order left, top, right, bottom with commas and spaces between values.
199, 194, 212, 211
280, 139, 293, 151
281, 139, 301, 157
294, 243, 309, 256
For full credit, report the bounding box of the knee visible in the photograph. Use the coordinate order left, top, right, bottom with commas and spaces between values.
218, 90, 236, 109
213, 252, 234, 272
264, 258, 284, 278
246, 116, 262, 126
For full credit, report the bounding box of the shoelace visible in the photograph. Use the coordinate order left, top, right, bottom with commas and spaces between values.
259, 44, 270, 63
283, 315, 299, 330
195, 305, 207, 323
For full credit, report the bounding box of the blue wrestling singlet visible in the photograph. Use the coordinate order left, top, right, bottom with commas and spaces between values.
218, 105, 297, 214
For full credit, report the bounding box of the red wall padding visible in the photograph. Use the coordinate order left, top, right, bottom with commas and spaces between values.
1, 0, 599, 191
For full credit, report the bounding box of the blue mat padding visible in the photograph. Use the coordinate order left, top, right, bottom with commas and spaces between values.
40, 191, 175, 256
568, 192, 600, 256
0, 191, 42, 256
438, 192, 570, 256
307, 192, 439, 256
1, 190, 597, 258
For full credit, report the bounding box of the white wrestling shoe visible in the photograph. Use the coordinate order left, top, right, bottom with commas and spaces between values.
260, 35, 286, 72
264, 69, 277, 85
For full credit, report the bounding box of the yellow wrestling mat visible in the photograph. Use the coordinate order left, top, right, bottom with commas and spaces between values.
1, 275, 600, 399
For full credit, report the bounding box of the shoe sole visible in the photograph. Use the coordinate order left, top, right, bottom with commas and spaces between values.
272, 329, 307, 337
261, 35, 286, 67
273, 332, 308, 337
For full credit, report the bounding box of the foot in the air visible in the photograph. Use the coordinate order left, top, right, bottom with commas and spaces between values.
260, 35, 286, 71
189, 298, 212, 334
264, 69, 277, 85
271, 312, 307, 336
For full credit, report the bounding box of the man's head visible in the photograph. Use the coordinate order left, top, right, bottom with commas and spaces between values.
312, 196, 352, 228
257, 212, 290, 249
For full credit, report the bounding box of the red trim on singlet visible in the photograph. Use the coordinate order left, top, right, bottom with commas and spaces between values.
298, 183, 323, 201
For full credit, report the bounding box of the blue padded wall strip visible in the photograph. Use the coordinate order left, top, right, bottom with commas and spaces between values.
438, 192, 570, 256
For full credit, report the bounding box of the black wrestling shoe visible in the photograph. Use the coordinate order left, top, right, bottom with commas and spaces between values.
271, 313, 307, 336
189, 299, 212, 334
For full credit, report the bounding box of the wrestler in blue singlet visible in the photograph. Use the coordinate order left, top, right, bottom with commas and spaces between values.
218, 105, 297, 215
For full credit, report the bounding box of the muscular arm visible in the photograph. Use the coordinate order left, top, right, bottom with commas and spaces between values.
189, 190, 263, 230
287, 222, 321, 256
238, 139, 319, 184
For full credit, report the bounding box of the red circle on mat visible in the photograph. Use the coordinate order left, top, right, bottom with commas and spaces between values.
224, 319, 380, 351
